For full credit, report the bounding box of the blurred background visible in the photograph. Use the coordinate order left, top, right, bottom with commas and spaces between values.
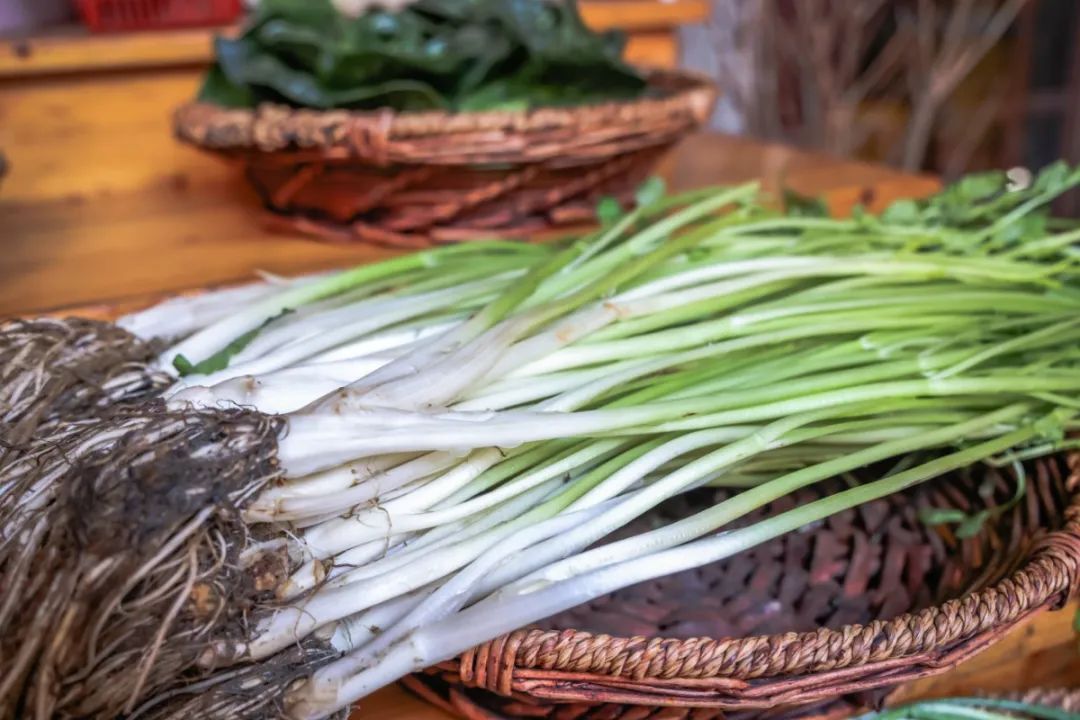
1, 0, 1078, 312
680, 0, 1080, 196
2, 0, 1077, 204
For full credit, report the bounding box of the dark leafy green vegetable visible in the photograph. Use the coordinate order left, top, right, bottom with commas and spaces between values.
199, 0, 647, 112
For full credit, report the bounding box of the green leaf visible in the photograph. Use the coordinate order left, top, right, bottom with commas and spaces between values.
187, 327, 261, 375
918, 508, 968, 526
596, 196, 622, 226
198, 64, 256, 108
179, 309, 295, 377
920, 457, 1029, 541
1031, 160, 1072, 194
456, 79, 524, 111
995, 212, 1047, 246
782, 187, 829, 218
198, 0, 646, 112
954, 510, 990, 539
880, 199, 921, 225
1033, 414, 1067, 443
952, 171, 1006, 204
172, 353, 196, 376
634, 177, 666, 208
213, 35, 332, 108
213, 34, 449, 110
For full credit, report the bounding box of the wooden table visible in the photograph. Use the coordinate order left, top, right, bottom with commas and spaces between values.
2, 130, 1077, 715
0, 132, 943, 316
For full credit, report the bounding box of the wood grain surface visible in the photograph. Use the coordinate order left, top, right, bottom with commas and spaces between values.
0, 132, 939, 316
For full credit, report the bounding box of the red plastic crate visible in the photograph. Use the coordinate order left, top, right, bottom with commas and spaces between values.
77, 0, 243, 32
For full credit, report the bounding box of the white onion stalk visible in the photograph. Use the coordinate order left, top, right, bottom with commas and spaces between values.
117, 271, 334, 340
158, 241, 550, 375
286, 413, 1068, 719
170, 274, 516, 392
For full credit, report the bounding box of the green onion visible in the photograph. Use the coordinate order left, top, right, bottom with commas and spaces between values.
106, 166, 1080, 719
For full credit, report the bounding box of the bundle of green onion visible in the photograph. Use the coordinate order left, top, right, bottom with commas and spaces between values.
862, 695, 1079, 720
6, 165, 1080, 720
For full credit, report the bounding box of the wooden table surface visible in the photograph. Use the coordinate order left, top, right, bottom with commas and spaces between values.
0, 133, 941, 316
2, 132, 1077, 716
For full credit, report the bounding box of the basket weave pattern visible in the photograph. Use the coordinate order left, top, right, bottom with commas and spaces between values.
404, 454, 1080, 719
1005, 688, 1080, 713
174, 70, 716, 247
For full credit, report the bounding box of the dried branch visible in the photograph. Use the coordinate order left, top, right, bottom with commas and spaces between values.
899, 0, 1028, 170
701, 0, 1028, 172
940, 87, 1008, 177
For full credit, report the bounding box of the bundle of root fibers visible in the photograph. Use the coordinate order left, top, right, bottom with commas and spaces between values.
0, 241, 545, 719
0, 318, 169, 464
0, 402, 285, 719
3, 166, 1080, 720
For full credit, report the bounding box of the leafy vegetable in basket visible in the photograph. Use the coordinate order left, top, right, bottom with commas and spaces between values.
199, 0, 647, 112
4, 164, 1080, 720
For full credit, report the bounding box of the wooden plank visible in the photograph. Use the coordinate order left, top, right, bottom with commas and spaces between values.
0, 0, 707, 78
623, 31, 679, 69
0, 24, 216, 78
579, 0, 709, 31
0, 70, 223, 204
893, 601, 1080, 700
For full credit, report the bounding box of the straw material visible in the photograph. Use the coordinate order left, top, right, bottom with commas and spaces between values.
403, 453, 1080, 720
174, 69, 716, 247
1002, 688, 1080, 713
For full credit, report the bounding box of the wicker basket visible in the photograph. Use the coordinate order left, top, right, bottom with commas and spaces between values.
402, 453, 1080, 720
173, 69, 716, 247
1001, 688, 1080, 714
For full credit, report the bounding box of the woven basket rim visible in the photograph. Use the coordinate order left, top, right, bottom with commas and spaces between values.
438, 453, 1080, 696
173, 67, 717, 155
997, 688, 1080, 712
